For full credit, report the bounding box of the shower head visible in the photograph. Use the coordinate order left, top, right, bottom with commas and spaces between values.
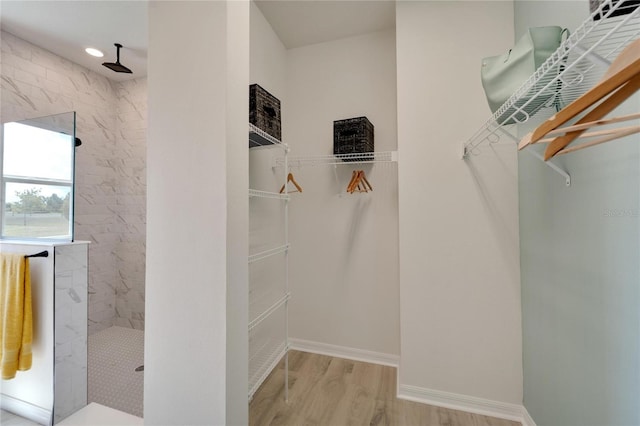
102, 43, 132, 74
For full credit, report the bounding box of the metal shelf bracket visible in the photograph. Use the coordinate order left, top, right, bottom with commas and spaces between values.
498, 127, 571, 187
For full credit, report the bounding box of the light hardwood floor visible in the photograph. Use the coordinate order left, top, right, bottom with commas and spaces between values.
250, 350, 521, 426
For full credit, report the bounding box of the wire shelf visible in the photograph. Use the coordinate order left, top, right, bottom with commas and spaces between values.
249, 123, 287, 149
463, 0, 640, 158
248, 301, 288, 399
275, 151, 398, 168
249, 292, 290, 331
248, 340, 288, 400
248, 114, 290, 402
249, 284, 286, 326
248, 244, 290, 263
248, 189, 289, 200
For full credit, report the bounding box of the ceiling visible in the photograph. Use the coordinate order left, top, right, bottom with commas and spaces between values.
0, 1, 148, 82
0, 0, 395, 82
255, 0, 395, 49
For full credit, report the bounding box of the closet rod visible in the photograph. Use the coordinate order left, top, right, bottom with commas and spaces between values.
25, 250, 49, 258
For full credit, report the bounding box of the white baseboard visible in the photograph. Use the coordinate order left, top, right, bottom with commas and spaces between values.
288, 338, 399, 367
397, 384, 524, 423
1, 394, 51, 425
521, 406, 537, 426
288, 339, 532, 425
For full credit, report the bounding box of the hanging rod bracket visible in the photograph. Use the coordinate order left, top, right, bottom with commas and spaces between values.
463, 126, 571, 186
496, 127, 571, 186
526, 149, 571, 186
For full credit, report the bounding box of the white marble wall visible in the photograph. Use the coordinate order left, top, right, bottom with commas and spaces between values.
113, 79, 147, 330
54, 244, 89, 422
1, 31, 147, 334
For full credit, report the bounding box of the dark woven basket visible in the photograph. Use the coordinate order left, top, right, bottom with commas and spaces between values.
333, 117, 374, 161
250, 84, 281, 143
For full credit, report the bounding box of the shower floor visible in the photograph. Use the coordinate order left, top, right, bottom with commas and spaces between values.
89, 326, 144, 418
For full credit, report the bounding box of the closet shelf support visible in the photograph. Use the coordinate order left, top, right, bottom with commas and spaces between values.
499, 127, 572, 186
526, 149, 571, 186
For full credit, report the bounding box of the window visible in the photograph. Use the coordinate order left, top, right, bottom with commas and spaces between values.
1, 111, 76, 241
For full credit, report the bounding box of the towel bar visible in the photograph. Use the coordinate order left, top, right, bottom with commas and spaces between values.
25, 250, 49, 258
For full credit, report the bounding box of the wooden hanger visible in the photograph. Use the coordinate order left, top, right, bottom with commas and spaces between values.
519, 104, 640, 150
555, 125, 640, 156
352, 171, 367, 193
536, 125, 640, 144
517, 38, 640, 159
542, 73, 640, 158
527, 111, 640, 144
347, 170, 359, 193
279, 173, 303, 194
360, 171, 373, 192
347, 170, 373, 194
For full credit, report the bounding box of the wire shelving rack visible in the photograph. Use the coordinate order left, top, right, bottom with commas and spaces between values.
248, 123, 290, 402
463, 0, 640, 187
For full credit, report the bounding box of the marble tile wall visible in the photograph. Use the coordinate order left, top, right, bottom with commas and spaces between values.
1, 31, 147, 334
54, 243, 89, 422
113, 78, 147, 330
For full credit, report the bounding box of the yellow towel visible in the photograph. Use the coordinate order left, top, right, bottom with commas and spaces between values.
0, 253, 33, 380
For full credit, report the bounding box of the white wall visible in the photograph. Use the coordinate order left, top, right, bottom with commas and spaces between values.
515, 2, 640, 425
226, 1, 250, 424
249, 0, 287, 202
145, 1, 248, 424
284, 29, 399, 358
250, 1, 287, 101
514, 0, 587, 40
396, 0, 523, 408
249, 0, 287, 243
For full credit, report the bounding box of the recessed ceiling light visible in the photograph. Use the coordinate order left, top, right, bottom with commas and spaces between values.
85, 47, 104, 57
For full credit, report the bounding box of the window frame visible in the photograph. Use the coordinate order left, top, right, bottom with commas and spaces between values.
0, 112, 76, 242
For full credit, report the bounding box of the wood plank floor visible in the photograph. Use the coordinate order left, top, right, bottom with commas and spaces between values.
250, 350, 521, 426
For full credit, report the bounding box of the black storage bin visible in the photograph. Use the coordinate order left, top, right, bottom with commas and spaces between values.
333, 116, 374, 161
249, 84, 281, 145
591, 0, 640, 20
